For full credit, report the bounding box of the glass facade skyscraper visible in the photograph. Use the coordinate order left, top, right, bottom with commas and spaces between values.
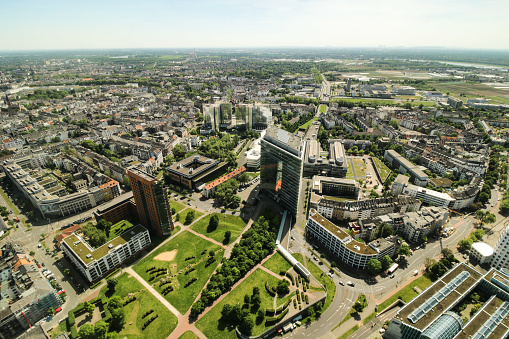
260, 126, 304, 215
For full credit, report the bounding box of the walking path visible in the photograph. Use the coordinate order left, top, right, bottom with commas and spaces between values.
125, 267, 181, 317
187, 228, 227, 249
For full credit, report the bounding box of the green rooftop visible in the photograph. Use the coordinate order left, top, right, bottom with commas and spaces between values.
63, 223, 147, 265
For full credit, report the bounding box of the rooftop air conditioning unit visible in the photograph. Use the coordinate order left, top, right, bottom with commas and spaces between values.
108, 244, 113, 249
86, 254, 92, 259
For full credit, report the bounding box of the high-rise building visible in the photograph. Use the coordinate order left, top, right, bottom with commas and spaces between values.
202, 102, 232, 132
127, 168, 174, 236
260, 126, 304, 215
491, 224, 509, 271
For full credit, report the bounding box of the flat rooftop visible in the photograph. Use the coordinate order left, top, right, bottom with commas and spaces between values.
166, 154, 218, 179
264, 125, 303, 156
456, 296, 509, 339
63, 223, 146, 265
397, 264, 482, 331
128, 167, 156, 182
310, 210, 349, 241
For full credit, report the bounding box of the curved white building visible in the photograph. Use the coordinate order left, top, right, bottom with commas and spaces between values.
470, 242, 493, 264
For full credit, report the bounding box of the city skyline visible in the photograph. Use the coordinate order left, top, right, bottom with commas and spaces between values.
1, 0, 507, 51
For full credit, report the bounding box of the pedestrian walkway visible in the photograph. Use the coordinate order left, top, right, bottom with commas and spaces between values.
125, 267, 181, 317
187, 228, 227, 249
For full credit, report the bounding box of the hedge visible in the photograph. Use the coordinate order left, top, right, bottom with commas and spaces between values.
68, 311, 75, 326
265, 282, 276, 297
101, 295, 109, 306
285, 272, 295, 285
70, 325, 78, 339
305, 295, 309, 304
72, 303, 85, 314
90, 281, 102, 289
265, 308, 290, 325
104, 268, 121, 280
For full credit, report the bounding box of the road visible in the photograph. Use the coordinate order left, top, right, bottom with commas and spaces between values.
319, 73, 331, 100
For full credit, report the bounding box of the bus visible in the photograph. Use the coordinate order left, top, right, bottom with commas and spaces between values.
386, 263, 399, 275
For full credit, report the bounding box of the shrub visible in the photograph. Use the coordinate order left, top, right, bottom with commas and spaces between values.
70, 325, 78, 339
68, 312, 75, 326
185, 277, 197, 287
305, 295, 309, 304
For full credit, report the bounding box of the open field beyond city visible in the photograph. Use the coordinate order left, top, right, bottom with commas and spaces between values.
433, 81, 509, 104
133, 231, 223, 314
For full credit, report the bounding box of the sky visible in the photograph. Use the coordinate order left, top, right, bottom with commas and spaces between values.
1, 0, 508, 50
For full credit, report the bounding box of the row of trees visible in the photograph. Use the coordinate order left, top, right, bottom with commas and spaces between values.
190, 210, 280, 317
458, 229, 485, 251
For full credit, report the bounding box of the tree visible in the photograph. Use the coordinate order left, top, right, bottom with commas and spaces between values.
84, 301, 95, 317
277, 279, 290, 294
172, 144, 186, 160
107, 278, 118, 291
368, 259, 382, 275
175, 213, 180, 222
238, 173, 250, 185
209, 214, 220, 231
485, 213, 496, 224
441, 248, 453, 258
399, 244, 412, 256
500, 199, 509, 213
64, 268, 71, 275
459, 238, 474, 251
47, 307, 54, 316
94, 320, 108, 339
479, 192, 490, 204
224, 230, 232, 243
381, 255, 393, 271
185, 211, 195, 225
190, 301, 204, 318
171, 207, 176, 215
389, 119, 399, 130
110, 307, 126, 330
352, 300, 365, 313
29, 251, 35, 256
79, 324, 95, 339
107, 296, 122, 310
123, 175, 131, 188
473, 229, 485, 241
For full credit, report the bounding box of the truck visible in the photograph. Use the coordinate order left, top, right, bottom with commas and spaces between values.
386, 263, 399, 275
282, 323, 294, 333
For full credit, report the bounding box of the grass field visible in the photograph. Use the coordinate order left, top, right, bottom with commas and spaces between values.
434, 81, 509, 101
171, 201, 187, 214
246, 172, 260, 180
305, 259, 335, 312
190, 213, 247, 245
103, 273, 178, 338
319, 104, 328, 113
262, 252, 292, 275
372, 157, 391, 182
352, 158, 368, 179
292, 253, 306, 266
177, 208, 204, 225
0, 187, 20, 214
196, 269, 286, 338
133, 231, 223, 314
378, 275, 433, 312
178, 331, 200, 339
299, 117, 319, 131
346, 162, 355, 180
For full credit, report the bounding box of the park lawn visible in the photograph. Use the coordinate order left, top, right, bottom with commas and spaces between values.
49, 317, 70, 337
196, 268, 286, 339
190, 213, 247, 245
246, 172, 260, 180
305, 260, 335, 312
346, 160, 355, 180
292, 253, 306, 267
101, 273, 178, 339
262, 252, 292, 275
170, 200, 187, 213
378, 275, 433, 312
133, 231, 222, 314
372, 157, 391, 182
352, 159, 367, 178
299, 117, 319, 131
0, 187, 20, 214
178, 331, 201, 339
178, 208, 204, 225
319, 104, 328, 113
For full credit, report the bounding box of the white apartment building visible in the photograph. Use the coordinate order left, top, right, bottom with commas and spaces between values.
306, 210, 397, 269
62, 224, 150, 282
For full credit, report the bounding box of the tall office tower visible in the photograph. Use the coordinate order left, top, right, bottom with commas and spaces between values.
252, 104, 272, 129
127, 168, 174, 237
346, 78, 352, 92
260, 126, 304, 215
491, 224, 509, 271
202, 102, 232, 132
235, 104, 253, 130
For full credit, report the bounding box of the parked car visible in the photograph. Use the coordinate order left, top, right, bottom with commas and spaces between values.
339, 281, 344, 286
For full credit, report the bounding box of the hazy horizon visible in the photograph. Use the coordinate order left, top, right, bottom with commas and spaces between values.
1, 0, 507, 51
